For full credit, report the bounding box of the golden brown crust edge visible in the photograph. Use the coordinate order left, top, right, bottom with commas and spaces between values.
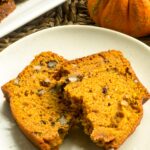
0, 0, 16, 21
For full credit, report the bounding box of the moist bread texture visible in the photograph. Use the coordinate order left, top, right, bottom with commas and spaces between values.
0, 0, 16, 21
2, 52, 73, 150
61, 50, 150, 149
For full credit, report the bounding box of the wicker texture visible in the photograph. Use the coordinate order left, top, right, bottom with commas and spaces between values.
0, 0, 149, 52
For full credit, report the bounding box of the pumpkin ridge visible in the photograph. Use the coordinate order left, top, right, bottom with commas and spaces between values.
99, 0, 111, 26
127, 0, 131, 35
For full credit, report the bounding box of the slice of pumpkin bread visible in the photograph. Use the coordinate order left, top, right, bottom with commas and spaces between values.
61, 50, 150, 150
2, 52, 73, 150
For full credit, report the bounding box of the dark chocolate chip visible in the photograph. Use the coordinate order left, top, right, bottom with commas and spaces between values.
43, 139, 49, 144
51, 122, 55, 126
116, 112, 124, 118
58, 128, 64, 135
108, 102, 111, 106
41, 120, 46, 125
125, 67, 132, 75
24, 91, 29, 96
40, 79, 50, 87
102, 87, 108, 94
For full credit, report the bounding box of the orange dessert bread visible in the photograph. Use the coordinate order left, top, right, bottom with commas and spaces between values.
2, 52, 73, 150
0, 0, 16, 21
61, 50, 150, 149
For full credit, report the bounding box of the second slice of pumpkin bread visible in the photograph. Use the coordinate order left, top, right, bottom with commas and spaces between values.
61, 50, 150, 150
2, 52, 73, 150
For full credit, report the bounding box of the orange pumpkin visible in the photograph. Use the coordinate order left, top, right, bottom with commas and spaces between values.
87, 0, 150, 37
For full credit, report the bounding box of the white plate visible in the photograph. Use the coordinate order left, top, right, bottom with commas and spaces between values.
0, 25, 150, 150
0, 0, 66, 38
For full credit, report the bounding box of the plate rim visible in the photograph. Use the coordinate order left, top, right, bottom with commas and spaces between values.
0, 25, 150, 57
